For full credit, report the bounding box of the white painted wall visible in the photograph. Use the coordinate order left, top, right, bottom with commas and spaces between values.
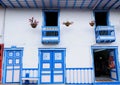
0, 8, 120, 69
0, 9, 5, 43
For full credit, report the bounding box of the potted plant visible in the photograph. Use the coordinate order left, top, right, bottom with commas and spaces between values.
29, 17, 39, 28
63, 21, 73, 27
89, 20, 95, 27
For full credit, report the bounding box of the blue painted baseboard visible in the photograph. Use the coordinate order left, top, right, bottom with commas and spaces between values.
94, 82, 120, 85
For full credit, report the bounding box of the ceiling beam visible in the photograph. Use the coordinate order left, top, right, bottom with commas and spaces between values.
93, 0, 103, 9
73, 0, 77, 8
57, 0, 60, 8
116, 4, 120, 9
24, 0, 30, 8
103, 0, 111, 9
0, 1, 7, 8
88, 0, 94, 8
42, 0, 45, 8
65, 0, 68, 8
16, 0, 22, 8
50, 0, 53, 8
33, 0, 38, 8
80, 0, 86, 8
109, 0, 119, 9
8, 0, 15, 8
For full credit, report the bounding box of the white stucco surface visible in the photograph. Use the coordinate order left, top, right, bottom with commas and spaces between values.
0, 8, 119, 69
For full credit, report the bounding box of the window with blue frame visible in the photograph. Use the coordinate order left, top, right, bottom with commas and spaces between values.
94, 11, 115, 43
42, 10, 60, 44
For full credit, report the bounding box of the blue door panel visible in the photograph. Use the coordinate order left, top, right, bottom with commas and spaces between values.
3, 47, 23, 83
39, 49, 65, 84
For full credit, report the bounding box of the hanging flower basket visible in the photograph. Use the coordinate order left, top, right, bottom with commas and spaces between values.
89, 21, 95, 27
29, 17, 39, 28
31, 23, 37, 28
63, 21, 73, 27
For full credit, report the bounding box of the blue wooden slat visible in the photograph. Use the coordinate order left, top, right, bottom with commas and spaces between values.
24, 0, 30, 8
66, 68, 93, 84
88, 0, 94, 8
42, 0, 45, 8
94, 0, 103, 9
115, 4, 120, 9
16, 0, 22, 8
0, 0, 7, 8
8, 0, 15, 8
33, 0, 38, 8
103, 0, 111, 9
109, 0, 119, 9
65, 0, 68, 8
80, 0, 86, 8
73, 0, 77, 8
57, 0, 60, 8
50, 0, 53, 8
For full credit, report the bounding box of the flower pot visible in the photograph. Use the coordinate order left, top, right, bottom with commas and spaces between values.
31, 23, 37, 28
89, 21, 95, 27
63, 21, 73, 27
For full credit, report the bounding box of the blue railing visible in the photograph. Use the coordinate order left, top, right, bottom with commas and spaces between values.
42, 26, 60, 44
95, 26, 115, 43
66, 68, 94, 84
21, 68, 94, 84
22, 68, 38, 78
21, 68, 38, 84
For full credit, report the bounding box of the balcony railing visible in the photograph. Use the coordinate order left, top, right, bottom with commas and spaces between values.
20, 68, 38, 84
42, 26, 60, 44
66, 68, 93, 84
95, 26, 115, 43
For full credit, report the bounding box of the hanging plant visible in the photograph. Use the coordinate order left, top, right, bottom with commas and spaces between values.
89, 21, 95, 27
63, 21, 73, 27
29, 17, 39, 28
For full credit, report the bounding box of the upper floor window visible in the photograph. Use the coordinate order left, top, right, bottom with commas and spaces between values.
95, 11, 108, 26
94, 11, 115, 43
45, 11, 58, 26
42, 10, 60, 44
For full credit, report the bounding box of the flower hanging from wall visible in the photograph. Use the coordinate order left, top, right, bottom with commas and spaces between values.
89, 20, 95, 27
63, 21, 73, 27
29, 17, 39, 28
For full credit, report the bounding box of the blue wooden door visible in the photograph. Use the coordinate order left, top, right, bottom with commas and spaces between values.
40, 50, 65, 84
4, 49, 23, 83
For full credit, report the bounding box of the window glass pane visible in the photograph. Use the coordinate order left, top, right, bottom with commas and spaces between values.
43, 53, 50, 60
42, 63, 50, 69
54, 75, 63, 82
9, 59, 12, 64
41, 75, 51, 82
16, 52, 20, 56
8, 52, 13, 57
16, 59, 20, 64
54, 63, 62, 68
55, 53, 62, 60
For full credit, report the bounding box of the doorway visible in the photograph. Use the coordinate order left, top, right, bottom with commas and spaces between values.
3, 47, 23, 83
92, 46, 118, 82
38, 49, 66, 84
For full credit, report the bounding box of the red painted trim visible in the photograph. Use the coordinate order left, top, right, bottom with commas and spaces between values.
0, 44, 4, 82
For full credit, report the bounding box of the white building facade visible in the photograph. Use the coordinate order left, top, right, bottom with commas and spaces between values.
0, 0, 120, 85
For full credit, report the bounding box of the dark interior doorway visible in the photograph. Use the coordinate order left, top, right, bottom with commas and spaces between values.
45, 12, 58, 26
94, 49, 110, 77
93, 48, 117, 81
95, 12, 108, 26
